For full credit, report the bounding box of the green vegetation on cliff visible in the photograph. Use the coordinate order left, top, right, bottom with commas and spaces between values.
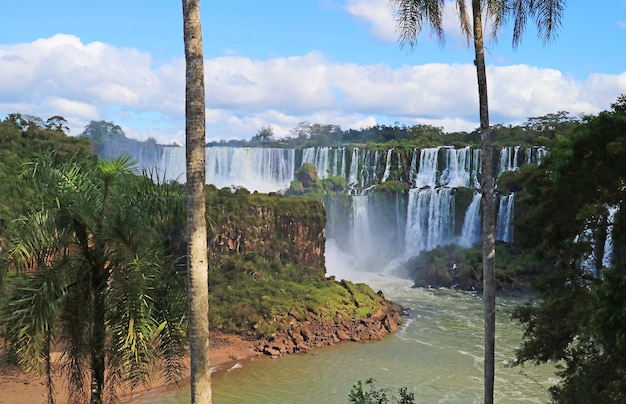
200, 185, 389, 336
0, 113, 398, 348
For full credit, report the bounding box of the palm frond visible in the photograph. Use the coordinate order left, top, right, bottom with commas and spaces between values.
485, 0, 508, 40
2, 267, 65, 403
510, 0, 530, 48
98, 153, 137, 188
391, 0, 447, 49
531, 0, 565, 44
455, 0, 472, 44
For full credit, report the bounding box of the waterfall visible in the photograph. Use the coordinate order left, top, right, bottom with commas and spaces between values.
302, 147, 329, 178
351, 148, 379, 188
381, 148, 394, 183
102, 143, 550, 269
471, 148, 481, 189
158, 146, 186, 182
408, 148, 418, 186
603, 205, 619, 267
498, 146, 520, 174
441, 146, 472, 188
405, 188, 455, 255
348, 147, 359, 186
415, 147, 440, 188
302, 147, 347, 179
536, 147, 548, 165
338, 148, 347, 179
459, 192, 482, 248
350, 195, 375, 269
496, 193, 515, 242
204, 147, 295, 193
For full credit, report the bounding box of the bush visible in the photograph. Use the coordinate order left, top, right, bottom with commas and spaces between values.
349, 378, 415, 404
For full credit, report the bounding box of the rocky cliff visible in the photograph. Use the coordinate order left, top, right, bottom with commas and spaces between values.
204, 186, 404, 349
207, 186, 326, 273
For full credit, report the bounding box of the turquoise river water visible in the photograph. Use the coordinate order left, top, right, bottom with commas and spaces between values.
129, 245, 556, 404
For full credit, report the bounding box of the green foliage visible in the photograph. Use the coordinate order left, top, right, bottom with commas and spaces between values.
250, 125, 275, 144
374, 181, 410, 194
349, 378, 415, 404
208, 251, 385, 336
286, 162, 326, 198
206, 117, 558, 149
322, 175, 347, 192
201, 184, 390, 336
295, 162, 319, 188
405, 243, 546, 291
0, 155, 188, 403
513, 95, 626, 402
0, 114, 92, 233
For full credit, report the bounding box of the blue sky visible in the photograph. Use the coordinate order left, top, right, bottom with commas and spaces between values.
1, 0, 625, 144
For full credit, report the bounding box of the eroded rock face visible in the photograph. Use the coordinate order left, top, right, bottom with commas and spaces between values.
256, 300, 404, 357
207, 189, 326, 274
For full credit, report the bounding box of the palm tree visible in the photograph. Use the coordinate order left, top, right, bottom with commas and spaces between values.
1, 156, 188, 403
390, 1, 565, 402
182, 0, 211, 402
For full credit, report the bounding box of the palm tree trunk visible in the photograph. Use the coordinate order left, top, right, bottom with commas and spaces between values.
74, 218, 106, 404
182, 0, 211, 402
90, 263, 106, 404
471, 1, 495, 403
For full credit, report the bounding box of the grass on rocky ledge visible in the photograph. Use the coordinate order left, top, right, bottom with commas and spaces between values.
209, 254, 386, 337
0, 255, 387, 341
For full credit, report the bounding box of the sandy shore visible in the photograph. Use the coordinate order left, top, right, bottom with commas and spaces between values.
0, 331, 263, 404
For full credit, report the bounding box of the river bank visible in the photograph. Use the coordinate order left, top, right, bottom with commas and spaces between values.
0, 331, 261, 404
0, 298, 403, 404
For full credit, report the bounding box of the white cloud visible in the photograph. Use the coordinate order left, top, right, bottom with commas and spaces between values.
0, 34, 624, 144
344, 0, 397, 41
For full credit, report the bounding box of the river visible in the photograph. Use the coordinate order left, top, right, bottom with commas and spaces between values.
131, 243, 555, 403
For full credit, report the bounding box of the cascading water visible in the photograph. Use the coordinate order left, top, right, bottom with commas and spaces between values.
348, 148, 379, 189
603, 205, 619, 267
205, 147, 295, 193
351, 195, 374, 267
404, 188, 455, 255
302, 147, 346, 179
336, 191, 406, 272
119, 144, 542, 267
414, 147, 439, 188
459, 192, 482, 248
441, 146, 473, 188
496, 193, 515, 242
381, 148, 394, 183
348, 147, 360, 186
499, 146, 521, 174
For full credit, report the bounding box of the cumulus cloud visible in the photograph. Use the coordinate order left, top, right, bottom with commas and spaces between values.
344, 0, 397, 41
0, 34, 624, 144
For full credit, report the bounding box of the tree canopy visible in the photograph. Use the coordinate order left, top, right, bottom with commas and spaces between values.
513, 94, 626, 402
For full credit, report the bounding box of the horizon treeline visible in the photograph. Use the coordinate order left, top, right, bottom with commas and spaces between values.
0, 109, 582, 154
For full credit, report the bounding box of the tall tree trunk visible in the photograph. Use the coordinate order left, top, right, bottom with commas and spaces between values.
90, 262, 106, 404
74, 218, 106, 404
182, 0, 211, 402
471, 1, 495, 403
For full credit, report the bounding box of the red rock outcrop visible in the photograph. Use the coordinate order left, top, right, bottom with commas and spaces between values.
256, 299, 404, 357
